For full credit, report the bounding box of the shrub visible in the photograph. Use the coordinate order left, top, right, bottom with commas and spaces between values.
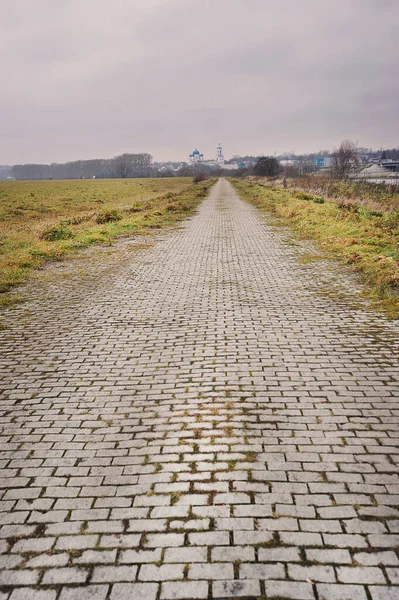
96, 209, 122, 224
41, 221, 73, 241
294, 191, 314, 201
193, 173, 208, 183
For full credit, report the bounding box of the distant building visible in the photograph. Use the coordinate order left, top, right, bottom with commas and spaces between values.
189, 144, 226, 168
351, 163, 399, 181
216, 143, 224, 166
189, 149, 204, 165
353, 151, 399, 181
313, 156, 332, 169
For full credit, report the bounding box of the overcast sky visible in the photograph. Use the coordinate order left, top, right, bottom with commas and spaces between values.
1, 0, 398, 164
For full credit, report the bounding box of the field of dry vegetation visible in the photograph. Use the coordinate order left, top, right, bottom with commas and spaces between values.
0, 177, 214, 308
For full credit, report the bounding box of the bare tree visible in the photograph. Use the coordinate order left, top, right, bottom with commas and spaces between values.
295, 156, 315, 176
331, 140, 361, 179
113, 154, 134, 178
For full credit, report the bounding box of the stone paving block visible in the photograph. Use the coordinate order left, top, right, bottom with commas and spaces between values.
92, 565, 138, 582
212, 545, 255, 562
99, 534, 141, 548
337, 566, 386, 584
55, 535, 98, 551
317, 584, 368, 600
110, 583, 158, 600
145, 533, 184, 548
120, 549, 162, 563
161, 581, 208, 599
280, 531, 323, 546
323, 534, 368, 548
189, 531, 229, 546
73, 550, 117, 564
213, 580, 261, 598
354, 551, 399, 566
189, 562, 234, 580
369, 587, 399, 600
289, 564, 336, 582
11, 538, 55, 553
164, 547, 207, 563
0, 570, 39, 585
42, 567, 88, 584
25, 553, 69, 568
58, 586, 109, 600
239, 562, 285, 580
265, 580, 315, 599
258, 546, 301, 562
10, 591, 56, 600
306, 548, 352, 564
139, 564, 185, 581
387, 568, 399, 584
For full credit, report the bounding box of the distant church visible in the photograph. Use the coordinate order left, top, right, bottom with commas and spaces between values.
188, 149, 204, 165
215, 143, 224, 166
188, 144, 224, 167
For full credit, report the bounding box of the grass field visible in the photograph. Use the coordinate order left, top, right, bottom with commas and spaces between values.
251, 175, 399, 213
0, 177, 213, 307
232, 178, 399, 318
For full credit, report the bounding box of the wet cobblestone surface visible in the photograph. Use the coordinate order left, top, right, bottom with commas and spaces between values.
0, 178, 398, 599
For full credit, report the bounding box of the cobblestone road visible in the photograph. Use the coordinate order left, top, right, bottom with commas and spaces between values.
1, 178, 399, 600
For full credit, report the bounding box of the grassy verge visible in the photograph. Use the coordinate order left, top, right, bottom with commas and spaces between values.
0, 177, 214, 307
231, 178, 399, 318
250, 175, 399, 213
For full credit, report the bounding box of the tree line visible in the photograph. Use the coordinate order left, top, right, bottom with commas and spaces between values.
11, 153, 153, 180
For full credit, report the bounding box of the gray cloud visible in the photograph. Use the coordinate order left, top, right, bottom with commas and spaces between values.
1, 0, 398, 163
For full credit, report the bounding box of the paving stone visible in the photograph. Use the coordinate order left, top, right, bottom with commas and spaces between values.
58, 586, 109, 600
239, 562, 285, 580
317, 583, 368, 600
289, 564, 336, 582
189, 562, 234, 580
11, 538, 55, 553
212, 545, 255, 562
73, 550, 117, 564
164, 547, 207, 563
0, 570, 39, 585
387, 568, 399, 584
258, 546, 301, 562
265, 580, 315, 599
110, 583, 158, 600
10, 592, 56, 600
145, 533, 184, 548
120, 549, 162, 563
354, 551, 399, 566
337, 566, 386, 584
91, 564, 137, 582
25, 553, 69, 568
369, 586, 399, 600
306, 548, 352, 564
160, 581, 208, 599
55, 535, 98, 551
212, 580, 261, 598
139, 564, 185, 581
42, 567, 88, 584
